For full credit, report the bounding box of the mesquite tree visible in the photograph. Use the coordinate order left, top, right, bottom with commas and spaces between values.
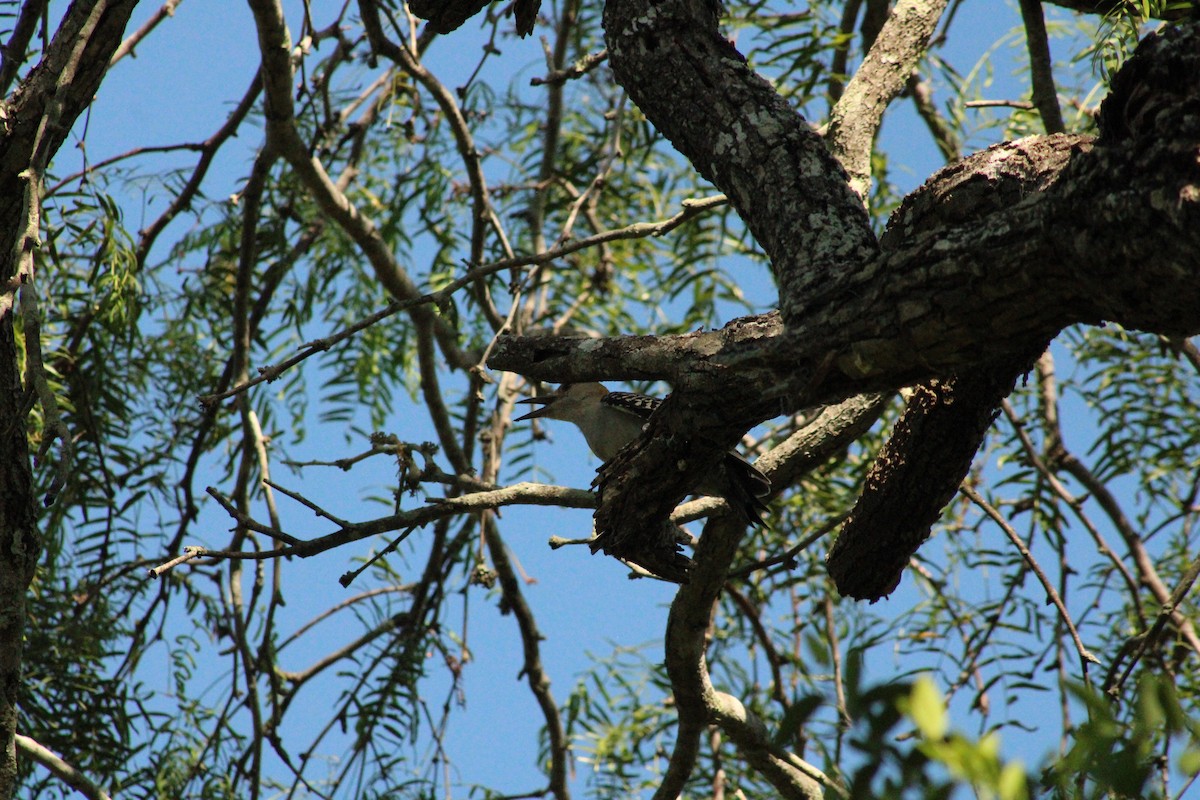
3, 0, 1199, 798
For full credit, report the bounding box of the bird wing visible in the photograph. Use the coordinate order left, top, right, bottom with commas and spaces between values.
602, 391, 661, 421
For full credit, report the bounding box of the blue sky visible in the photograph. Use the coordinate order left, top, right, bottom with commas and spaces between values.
53, 0, 1135, 796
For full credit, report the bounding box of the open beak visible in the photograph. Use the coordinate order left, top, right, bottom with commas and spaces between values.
514, 393, 560, 422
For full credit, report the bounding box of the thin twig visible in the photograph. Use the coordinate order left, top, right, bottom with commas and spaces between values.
337, 526, 419, 587
148, 481, 597, 576
961, 484, 1100, 673
146, 546, 207, 577
964, 99, 1035, 109
728, 513, 846, 579
530, 48, 607, 85
1109, 549, 1200, 695
1001, 398, 1148, 630
109, 0, 183, 64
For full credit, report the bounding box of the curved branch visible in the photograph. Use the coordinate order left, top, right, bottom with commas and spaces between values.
661, 514, 833, 799
654, 392, 878, 793
603, 0, 878, 324
15, 735, 113, 800
827, 0, 950, 196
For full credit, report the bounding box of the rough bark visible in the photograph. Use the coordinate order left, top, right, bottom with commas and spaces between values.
825, 355, 1044, 601
488, 22, 1200, 579
0, 2, 138, 797
822, 130, 1083, 600
603, 0, 878, 327
0, 290, 36, 800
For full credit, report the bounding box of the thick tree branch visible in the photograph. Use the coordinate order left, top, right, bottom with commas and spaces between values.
826, 352, 1045, 601
0, 0, 47, 97
490, 24, 1200, 582
603, 0, 878, 325
653, 392, 883, 793
662, 515, 828, 800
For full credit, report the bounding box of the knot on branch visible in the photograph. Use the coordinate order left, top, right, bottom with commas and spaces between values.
1099, 22, 1200, 144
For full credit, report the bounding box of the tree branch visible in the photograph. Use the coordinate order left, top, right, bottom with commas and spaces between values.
245, 0, 473, 368
492, 20, 1200, 573
827, 0, 951, 196
15, 735, 113, 800
603, 0, 878, 326
653, 392, 880, 793
0, 3, 139, 795
826, 350, 1044, 600
1018, 0, 1065, 134
961, 484, 1100, 672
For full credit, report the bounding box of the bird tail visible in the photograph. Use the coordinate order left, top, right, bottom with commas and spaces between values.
722, 453, 772, 528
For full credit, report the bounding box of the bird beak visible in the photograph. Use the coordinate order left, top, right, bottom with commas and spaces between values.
514, 393, 560, 422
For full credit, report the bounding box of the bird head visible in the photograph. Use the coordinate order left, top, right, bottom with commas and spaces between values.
514, 383, 608, 424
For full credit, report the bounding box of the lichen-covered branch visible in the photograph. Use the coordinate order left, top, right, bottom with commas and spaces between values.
827, 0, 951, 195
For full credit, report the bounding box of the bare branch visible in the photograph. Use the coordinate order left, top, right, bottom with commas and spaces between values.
827, 0, 951, 196
961, 484, 1100, 672
1017, 0, 1065, 133
246, 0, 472, 367
1109, 548, 1200, 694
530, 48, 607, 86
110, 0, 184, 65
200, 192, 729, 408
15, 735, 113, 800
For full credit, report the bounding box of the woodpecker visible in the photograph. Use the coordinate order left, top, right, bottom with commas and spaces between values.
515, 383, 771, 527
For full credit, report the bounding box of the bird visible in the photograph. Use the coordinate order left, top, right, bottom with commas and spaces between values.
514, 382, 771, 527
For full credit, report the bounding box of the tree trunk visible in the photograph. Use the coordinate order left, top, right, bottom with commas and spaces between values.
0, 2, 138, 796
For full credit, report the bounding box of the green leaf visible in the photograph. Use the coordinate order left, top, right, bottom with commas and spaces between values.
906, 676, 948, 740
